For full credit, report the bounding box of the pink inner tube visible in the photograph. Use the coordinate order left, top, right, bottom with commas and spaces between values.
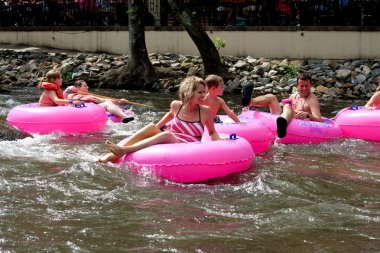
334, 106, 380, 141
6, 103, 108, 134
116, 136, 255, 183
205, 114, 275, 154
107, 108, 134, 123
240, 109, 342, 144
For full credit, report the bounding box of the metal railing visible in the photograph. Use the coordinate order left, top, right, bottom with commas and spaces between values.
0, 0, 379, 27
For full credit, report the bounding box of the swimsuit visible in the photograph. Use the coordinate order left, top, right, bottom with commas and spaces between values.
167, 105, 204, 143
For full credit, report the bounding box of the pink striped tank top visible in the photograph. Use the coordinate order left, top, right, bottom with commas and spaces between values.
167, 105, 204, 143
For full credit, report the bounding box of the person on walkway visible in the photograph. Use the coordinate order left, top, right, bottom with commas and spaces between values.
38, 69, 83, 107
97, 76, 222, 163
64, 80, 134, 123
203, 74, 240, 123
242, 72, 322, 138
364, 76, 380, 110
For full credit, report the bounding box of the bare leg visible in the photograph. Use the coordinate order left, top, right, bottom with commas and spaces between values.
276, 104, 294, 138
97, 123, 161, 163
106, 131, 180, 157
99, 101, 134, 123
250, 94, 282, 115
280, 104, 293, 123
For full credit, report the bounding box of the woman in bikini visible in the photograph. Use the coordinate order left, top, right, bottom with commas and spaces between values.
97, 76, 222, 163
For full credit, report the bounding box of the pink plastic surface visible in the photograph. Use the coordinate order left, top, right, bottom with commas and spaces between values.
240, 109, 342, 144
107, 108, 134, 123
6, 103, 108, 134
116, 137, 255, 183
334, 106, 380, 141
205, 114, 275, 154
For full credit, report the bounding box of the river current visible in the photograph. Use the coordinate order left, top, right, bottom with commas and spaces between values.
1, 87, 379, 252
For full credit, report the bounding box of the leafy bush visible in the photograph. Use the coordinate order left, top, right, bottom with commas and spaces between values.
61, 71, 72, 82
214, 37, 226, 52
278, 64, 299, 80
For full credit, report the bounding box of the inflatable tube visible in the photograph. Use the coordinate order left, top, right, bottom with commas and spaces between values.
240, 109, 342, 144
6, 103, 108, 134
334, 106, 380, 141
205, 114, 274, 154
116, 136, 255, 183
107, 108, 134, 123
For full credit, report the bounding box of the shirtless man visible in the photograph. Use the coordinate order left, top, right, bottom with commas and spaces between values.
242, 72, 322, 138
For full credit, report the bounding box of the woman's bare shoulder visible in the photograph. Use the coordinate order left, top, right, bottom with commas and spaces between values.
200, 104, 212, 116
170, 100, 183, 112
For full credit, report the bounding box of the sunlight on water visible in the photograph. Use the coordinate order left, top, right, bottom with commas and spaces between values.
1, 89, 380, 252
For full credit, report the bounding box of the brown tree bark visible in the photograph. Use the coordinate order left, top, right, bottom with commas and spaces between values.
167, 0, 234, 80
100, 0, 156, 89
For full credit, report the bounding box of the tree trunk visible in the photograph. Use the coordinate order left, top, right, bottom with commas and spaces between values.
167, 0, 234, 80
100, 0, 156, 89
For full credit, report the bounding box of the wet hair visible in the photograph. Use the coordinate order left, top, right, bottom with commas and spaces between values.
296, 72, 313, 86
205, 74, 223, 89
74, 80, 86, 88
376, 76, 380, 92
38, 69, 61, 88
178, 76, 206, 104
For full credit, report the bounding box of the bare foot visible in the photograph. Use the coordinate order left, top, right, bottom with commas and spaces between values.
105, 140, 128, 157
96, 153, 117, 163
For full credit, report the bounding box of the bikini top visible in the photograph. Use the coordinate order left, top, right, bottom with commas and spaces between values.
169, 104, 204, 142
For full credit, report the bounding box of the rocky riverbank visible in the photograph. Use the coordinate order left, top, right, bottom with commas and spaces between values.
0, 46, 379, 100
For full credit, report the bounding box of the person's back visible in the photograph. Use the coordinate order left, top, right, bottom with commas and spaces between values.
203, 75, 240, 123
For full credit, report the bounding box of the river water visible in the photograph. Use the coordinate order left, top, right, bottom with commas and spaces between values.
1, 87, 379, 252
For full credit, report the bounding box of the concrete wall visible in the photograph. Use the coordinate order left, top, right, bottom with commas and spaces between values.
1, 28, 380, 59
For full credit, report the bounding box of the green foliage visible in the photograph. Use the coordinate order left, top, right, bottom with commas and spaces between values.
278, 64, 299, 80
61, 71, 72, 82
214, 37, 226, 52
214, 37, 226, 64
127, 6, 138, 15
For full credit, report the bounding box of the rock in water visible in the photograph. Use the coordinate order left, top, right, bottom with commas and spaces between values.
0, 122, 32, 141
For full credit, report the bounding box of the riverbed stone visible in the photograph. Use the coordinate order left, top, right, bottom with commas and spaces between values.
371, 68, 380, 77
1, 47, 379, 100
336, 69, 352, 79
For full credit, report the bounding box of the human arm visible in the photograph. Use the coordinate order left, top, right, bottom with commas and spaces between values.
203, 106, 222, 141
219, 98, 240, 123
155, 111, 174, 129
63, 86, 78, 99
364, 91, 380, 110
307, 97, 322, 122
45, 90, 83, 106
112, 98, 129, 105
155, 100, 179, 129
292, 94, 322, 122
